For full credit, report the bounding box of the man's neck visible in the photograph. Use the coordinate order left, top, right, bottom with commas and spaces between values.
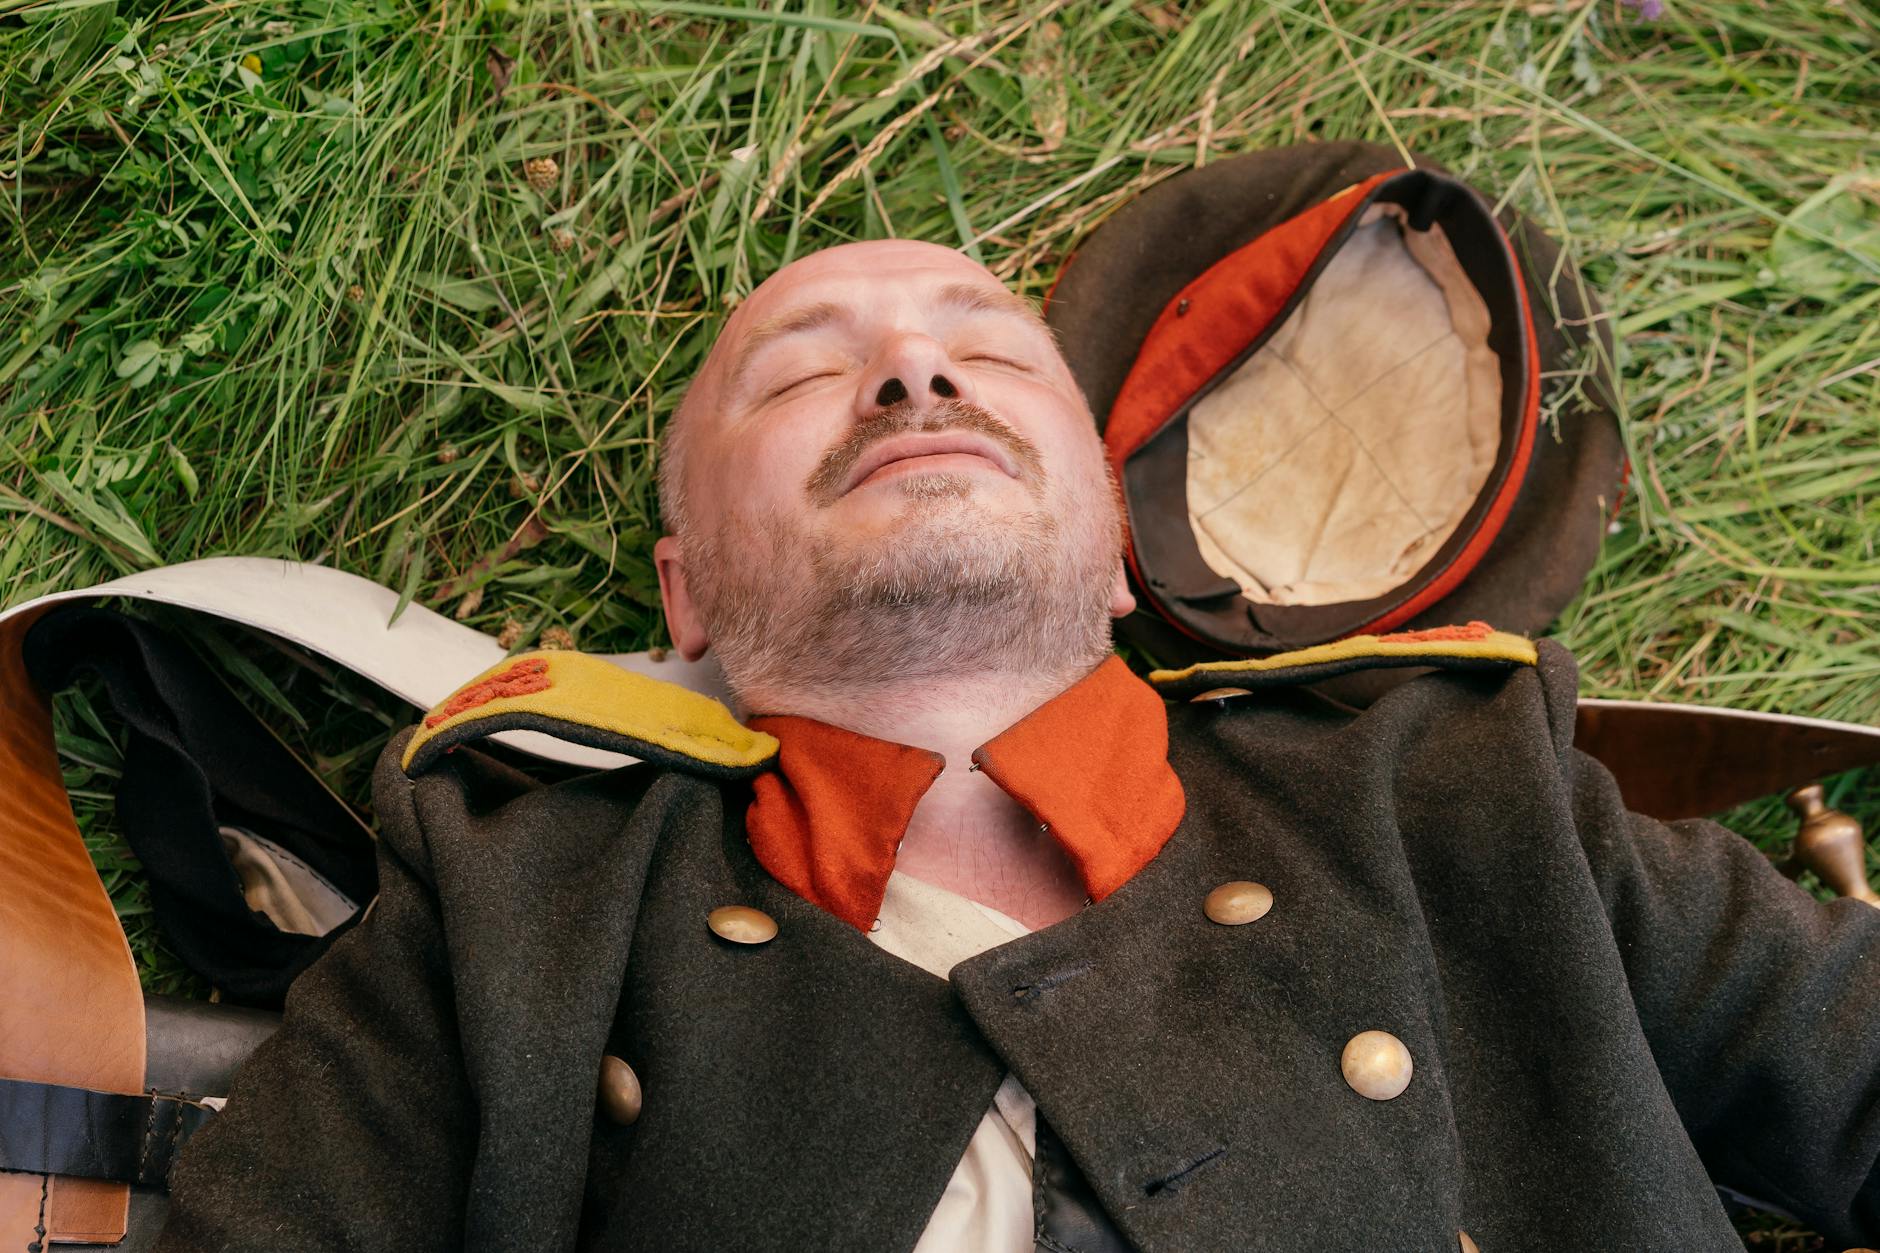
744, 666, 1080, 753
739, 665, 1100, 930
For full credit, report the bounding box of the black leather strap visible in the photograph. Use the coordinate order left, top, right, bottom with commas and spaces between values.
0, 1075, 217, 1189
1034, 1115, 1135, 1253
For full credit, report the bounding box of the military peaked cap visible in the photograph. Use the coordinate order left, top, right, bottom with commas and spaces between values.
1046, 140, 1625, 662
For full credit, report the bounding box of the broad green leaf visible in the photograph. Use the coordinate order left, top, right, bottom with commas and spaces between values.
115, 339, 160, 379
1766, 177, 1880, 301
411, 271, 504, 313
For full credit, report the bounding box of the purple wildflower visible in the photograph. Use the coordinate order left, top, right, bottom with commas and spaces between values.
1622, 0, 1665, 19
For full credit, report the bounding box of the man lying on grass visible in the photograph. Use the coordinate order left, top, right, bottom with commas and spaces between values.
158, 240, 1880, 1253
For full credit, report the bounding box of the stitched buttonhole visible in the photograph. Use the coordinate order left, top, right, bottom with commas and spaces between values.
1143, 1147, 1227, 1197
1010, 963, 1092, 1005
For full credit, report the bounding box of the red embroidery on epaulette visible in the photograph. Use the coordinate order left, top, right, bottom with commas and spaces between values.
1374, 621, 1496, 644
424, 659, 552, 728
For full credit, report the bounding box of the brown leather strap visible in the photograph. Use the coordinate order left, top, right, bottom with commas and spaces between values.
0, 606, 144, 1246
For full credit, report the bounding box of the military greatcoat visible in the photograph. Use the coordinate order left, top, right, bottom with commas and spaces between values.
154, 637, 1880, 1252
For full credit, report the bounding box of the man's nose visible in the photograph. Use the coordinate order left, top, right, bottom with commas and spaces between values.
854, 333, 975, 418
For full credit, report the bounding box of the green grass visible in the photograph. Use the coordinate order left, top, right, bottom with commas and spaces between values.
3, 0, 1877, 1240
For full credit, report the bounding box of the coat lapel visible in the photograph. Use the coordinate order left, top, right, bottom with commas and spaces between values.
949, 718, 1466, 1251
581, 775, 1007, 1253
419, 763, 673, 1248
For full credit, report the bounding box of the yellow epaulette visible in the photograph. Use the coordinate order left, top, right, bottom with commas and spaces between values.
402, 650, 778, 779
1147, 621, 1537, 700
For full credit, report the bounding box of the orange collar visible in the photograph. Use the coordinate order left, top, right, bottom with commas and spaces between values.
744, 656, 1187, 931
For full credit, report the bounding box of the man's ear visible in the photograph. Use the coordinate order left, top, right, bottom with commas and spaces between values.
1108, 558, 1136, 619
654, 535, 712, 661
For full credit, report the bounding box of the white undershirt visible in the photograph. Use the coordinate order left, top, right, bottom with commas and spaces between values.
866, 870, 1039, 1253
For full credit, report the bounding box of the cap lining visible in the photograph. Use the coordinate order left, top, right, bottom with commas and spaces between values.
1185, 201, 1502, 607
1114, 168, 1538, 653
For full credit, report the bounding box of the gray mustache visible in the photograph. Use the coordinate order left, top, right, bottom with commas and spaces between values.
804, 399, 1044, 506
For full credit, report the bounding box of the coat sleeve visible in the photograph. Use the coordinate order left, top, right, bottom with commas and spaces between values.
154, 728, 475, 1251
1562, 739, 1880, 1244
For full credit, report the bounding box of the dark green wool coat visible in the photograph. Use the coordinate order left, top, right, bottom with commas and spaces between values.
154, 642, 1880, 1251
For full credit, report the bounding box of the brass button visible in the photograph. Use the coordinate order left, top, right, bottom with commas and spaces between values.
708, 905, 778, 945
1458, 1232, 1479, 1253
1341, 1029, 1413, 1101
1190, 686, 1252, 703
1204, 881, 1273, 925
597, 1054, 643, 1126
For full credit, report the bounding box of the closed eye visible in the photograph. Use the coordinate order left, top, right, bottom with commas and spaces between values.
767, 371, 840, 399
965, 354, 1027, 371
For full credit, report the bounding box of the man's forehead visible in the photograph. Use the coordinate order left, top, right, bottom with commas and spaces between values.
691, 240, 1042, 411
729, 239, 1009, 332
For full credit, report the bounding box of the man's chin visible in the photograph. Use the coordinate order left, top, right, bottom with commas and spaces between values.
830, 473, 1029, 534
883, 471, 979, 502
814, 507, 1058, 606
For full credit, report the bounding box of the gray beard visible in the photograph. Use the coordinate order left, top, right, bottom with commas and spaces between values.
683, 489, 1116, 705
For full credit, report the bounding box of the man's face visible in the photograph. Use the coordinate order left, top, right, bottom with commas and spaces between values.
656, 240, 1131, 701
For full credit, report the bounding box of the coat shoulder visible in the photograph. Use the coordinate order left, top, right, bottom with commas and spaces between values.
396, 649, 778, 781
1153, 623, 1582, 759
370, 649, 769, 874
371, 718, 714, 891
1147, 621, 1538, 695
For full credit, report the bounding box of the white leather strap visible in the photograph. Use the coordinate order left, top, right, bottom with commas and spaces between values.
0, 556, 728, 770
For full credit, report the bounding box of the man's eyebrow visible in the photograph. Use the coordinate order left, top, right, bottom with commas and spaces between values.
727, 300, 850, 398
932, 281, 1050, 333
